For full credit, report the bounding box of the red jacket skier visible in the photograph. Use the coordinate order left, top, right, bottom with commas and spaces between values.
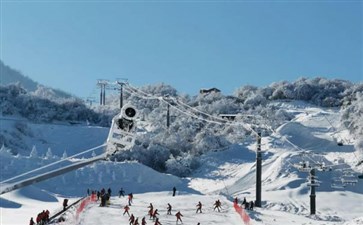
123, 205, 130, 216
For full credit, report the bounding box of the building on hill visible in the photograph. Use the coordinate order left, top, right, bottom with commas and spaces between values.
200, 88, 221, 94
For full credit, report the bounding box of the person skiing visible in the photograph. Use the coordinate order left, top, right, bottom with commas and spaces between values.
107, 188, 112, 196
234, 197, 238, 205
196, 201, 202, 213
172, 186, 177, 196
154, 218, 161, 225
129, 214, 135, 225
242, 197, 247, 207
249, 201, 254, 210
123, 205, 130, 216
134, 217, 139, 225
119, 188, 125, 197
167, 203, 172, 215
175, 211, 183, 223
128, 193, 133, 206
152, 209, 159, 221
148, 203, 154, 219
63, 199, 68, 211
213, 199, 221, 212
141, 217, 147, 225
45, 210, 50, 222
29, 217, 35, 225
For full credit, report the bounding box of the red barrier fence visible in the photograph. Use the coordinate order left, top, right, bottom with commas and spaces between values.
234, 203, 251, 225
76, 194, 97, 220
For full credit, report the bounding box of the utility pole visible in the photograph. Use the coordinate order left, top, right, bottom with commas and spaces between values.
309, 168, 317, 215
256, 132, 262, 207
102, 85, 106, 105
97, 80, 108, 106
166, 104, 170, 128
117, 81, 124, 109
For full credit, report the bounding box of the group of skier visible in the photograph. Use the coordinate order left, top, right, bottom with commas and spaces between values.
29, 209, 50, 225
123, 202, 185, 225
97, 188, 112, 207
235, 197, 254, 211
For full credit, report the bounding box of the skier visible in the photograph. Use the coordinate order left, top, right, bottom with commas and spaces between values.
213, 199, 221, 212
242, 197, 246, 206
234, 197, 238, 205
154, 218, 162, 225
45, 210, 50, 222
129, 214, 135, 225
107, 188, 112, 196
29, 217, 35, 225
141, 217, 147, 225
175, 211, 183, 223
172, 186, 176, 196
63, 199, 68, 211
249, 201, 254, 210
167, 203, 172, 215
196, 201, 202, 213
128, 193, 133, 206
123, 205, 130, 216
119, 188, 125, 197
134, 217, 139, 225
148, 203, 154, 219
152, 209, 159, 221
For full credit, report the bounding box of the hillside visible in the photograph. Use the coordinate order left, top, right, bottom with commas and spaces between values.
0, 60, 73, 98
0, 100, 362, 225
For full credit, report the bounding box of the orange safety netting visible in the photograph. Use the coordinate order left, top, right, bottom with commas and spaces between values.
233, 202, 251, 225
76, 194, 97, 220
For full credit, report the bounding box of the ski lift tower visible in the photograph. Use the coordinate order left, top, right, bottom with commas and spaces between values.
256, 131, 262, 207
116, 78, 128, 109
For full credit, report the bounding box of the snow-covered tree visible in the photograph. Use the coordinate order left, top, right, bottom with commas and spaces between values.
29, 145, 38, 158
62, 150, 68, 159
45, 147, 53, 159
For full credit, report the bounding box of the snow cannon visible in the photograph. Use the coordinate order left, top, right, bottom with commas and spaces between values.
106, 104, 138, 156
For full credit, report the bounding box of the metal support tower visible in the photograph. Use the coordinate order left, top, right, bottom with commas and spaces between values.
117, 81, 124, 109
256, 132, 262, 207
167, 104, 170, 128
309, 168, 316, 215
97, 80, 108, 106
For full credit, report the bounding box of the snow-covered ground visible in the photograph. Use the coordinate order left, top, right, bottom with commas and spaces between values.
1, 102, 363, 225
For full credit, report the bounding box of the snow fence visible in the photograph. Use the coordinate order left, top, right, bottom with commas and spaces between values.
234, 202, 251, 225
76, 193, 97, 220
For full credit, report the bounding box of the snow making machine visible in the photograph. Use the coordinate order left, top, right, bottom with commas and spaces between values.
105, 104, 138, 156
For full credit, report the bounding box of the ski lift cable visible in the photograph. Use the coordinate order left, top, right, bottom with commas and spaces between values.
265, 126, 324, 166
124, 83, 262, 135
124, 84, 233, 126
123, 87, 159, 100
124, 86, 223, 125
1, 144, 106, 184
171, 96, 229, 123
125, 83, 228, 123
125, 83, 236, 124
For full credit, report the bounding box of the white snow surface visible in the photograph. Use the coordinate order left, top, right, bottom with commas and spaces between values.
1, 102, 363, 225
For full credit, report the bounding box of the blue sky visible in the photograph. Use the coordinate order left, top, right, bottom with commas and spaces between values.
1, 1, 362, 98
